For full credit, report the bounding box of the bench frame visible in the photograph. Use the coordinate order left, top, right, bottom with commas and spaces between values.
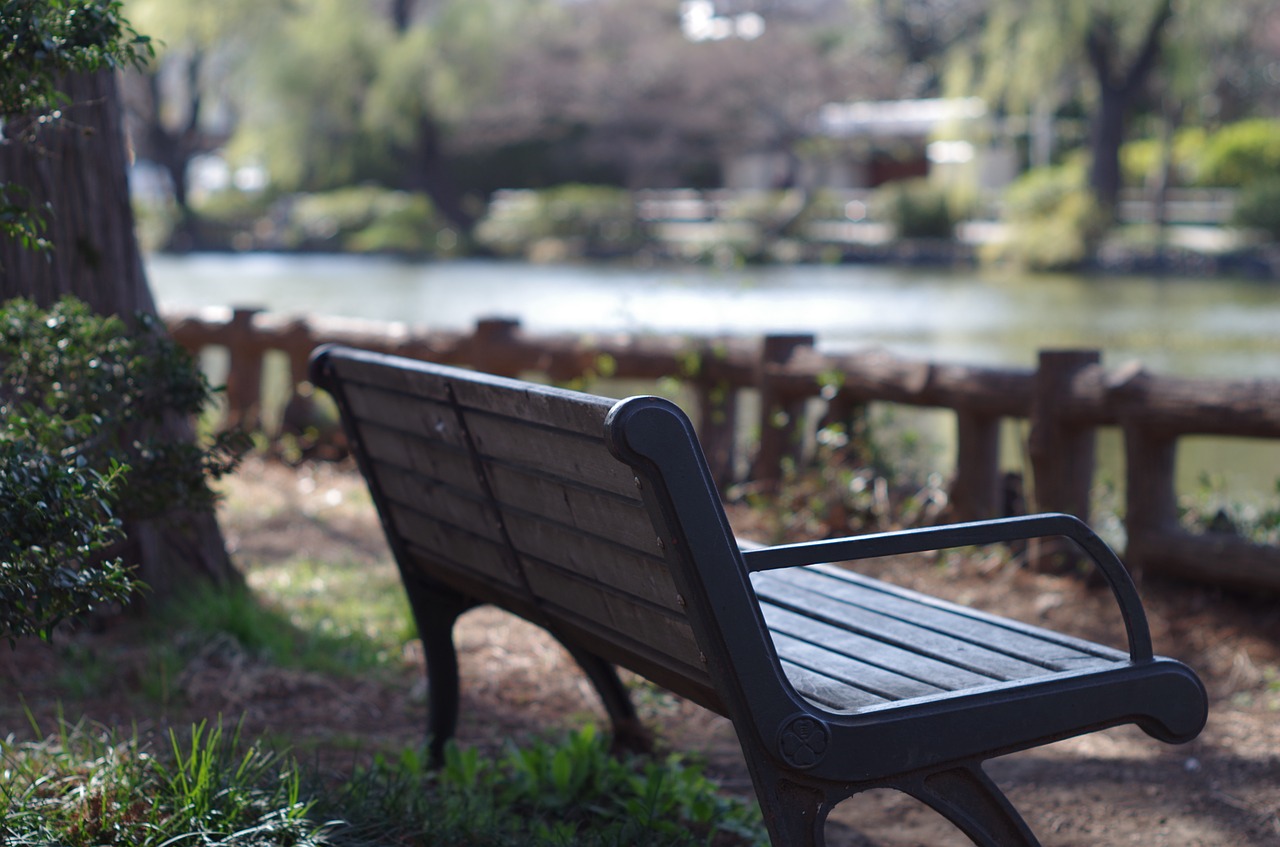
311, 345, 1208, 847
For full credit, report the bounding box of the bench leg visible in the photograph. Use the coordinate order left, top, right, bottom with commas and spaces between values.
757, 778, 833, 847
900, 764, 1041, 847
555, 637, 653, 755
401, 576, 474, 766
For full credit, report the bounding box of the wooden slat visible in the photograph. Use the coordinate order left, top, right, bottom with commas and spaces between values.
343, 382, 469, 450
779, 660, 889, 711
504, 514, 679, 611
754, 573, 1063, 681
484, 463, 652, 553
328, 353, 454, 403
771, 567, 1120, 670
358, 424, 481, 494
463, 410, 639, 498
450, 376, 616, 438
764, 605, 996, 692
378, 464, 501, 542
522, 558, 706, 672
544, 615, 720, 712
772, 630, 946, 702
401, 544, 530, 608
802, 564, 1128, 662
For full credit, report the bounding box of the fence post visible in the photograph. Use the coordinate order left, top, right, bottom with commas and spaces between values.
223, 307, 265, 432
752, 333, 816, 487
694, 343, 740, 489
951, 409, 1002, 521
1029, 350, 1100, 569
1122, 424, 1179, 574
469, 318, 523, 377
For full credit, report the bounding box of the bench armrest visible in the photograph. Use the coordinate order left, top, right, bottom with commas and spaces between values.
740, 513, 1154, 661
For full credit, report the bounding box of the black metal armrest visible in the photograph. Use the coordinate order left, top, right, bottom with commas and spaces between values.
739, 513, 1154, 662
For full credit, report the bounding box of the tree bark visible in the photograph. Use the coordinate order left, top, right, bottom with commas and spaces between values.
0, 69, 239, 599
1083, 1, 1174, 219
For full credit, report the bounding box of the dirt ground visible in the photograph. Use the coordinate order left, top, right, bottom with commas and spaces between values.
4, 457, 1280, 846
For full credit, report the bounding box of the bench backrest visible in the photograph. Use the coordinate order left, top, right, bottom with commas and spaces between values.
310, 345, 763, 713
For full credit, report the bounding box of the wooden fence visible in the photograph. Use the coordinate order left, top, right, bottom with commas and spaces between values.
167, 307, 1280, 592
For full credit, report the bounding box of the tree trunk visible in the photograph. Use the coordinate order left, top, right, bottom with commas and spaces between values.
0, 69, 239, 599
1083, 1, 1173, 222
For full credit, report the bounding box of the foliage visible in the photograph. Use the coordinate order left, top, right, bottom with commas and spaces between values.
1195, 118, 1280, 188
0, 718, 317, 845
0, 0, 151, 249
329, 727, 766, 846
984, 159, 1103, 271
872, 178, 958, 240
1, 719, 766, 846
0, 0, 150, 116
1180, 473, 1280, 545
0, 297, 245, 640
477, 185, 650, 259
1119, 127, 1207, 188
1230, 176, 1280, 239
283, 186, 451, 255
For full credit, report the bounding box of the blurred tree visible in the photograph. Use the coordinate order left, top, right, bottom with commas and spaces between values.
1, 4, 239, 599
121, 0, 286, 248
227, 0, 543, 239
955, 0, 1265, 220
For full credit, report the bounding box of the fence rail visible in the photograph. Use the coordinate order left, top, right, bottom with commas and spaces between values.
166, 307, 1280, 592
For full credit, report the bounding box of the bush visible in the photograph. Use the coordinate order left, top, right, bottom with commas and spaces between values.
1196, 119, 1280, 188
1231, 176, 1280, 240
1120, 128, 1206, 188
282, 185, 450, 254
872, 178, 958, 240
477, 184, 649, 259
0, 297, 245, 640
985, 159, 1102, 271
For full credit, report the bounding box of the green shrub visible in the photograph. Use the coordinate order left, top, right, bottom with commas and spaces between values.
284, 186, 449, 254
1120, 128, 1206, 188
2, 720, 767, 846
1196, 119, 1280, 187
1231, 176, 1280, 239
985, 159, 1102, 271
477, 184, 649, 258
0, 297, 245, 640
872, 178, 958, 240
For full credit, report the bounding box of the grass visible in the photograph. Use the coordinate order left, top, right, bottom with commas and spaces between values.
1, 717, 765, 846
4, 469, 767, 847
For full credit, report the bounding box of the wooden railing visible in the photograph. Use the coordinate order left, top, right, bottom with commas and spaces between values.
166, 307, 1280, 592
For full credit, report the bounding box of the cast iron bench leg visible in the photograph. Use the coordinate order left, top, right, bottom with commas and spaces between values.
555, 636, 653, 755
901, 764, 1041, 847
401, 575, 474, 766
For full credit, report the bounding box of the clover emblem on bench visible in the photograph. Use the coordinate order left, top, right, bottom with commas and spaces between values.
779, 716, 830, 768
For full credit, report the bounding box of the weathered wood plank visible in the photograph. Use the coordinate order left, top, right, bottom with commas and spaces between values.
779, 660, 889, 711
789, 565, 1127, 664
358, 424, 480, 494
754, 573, 1067, 681
328, 352, 455, 403
377, 463, 502, 542
771, 630, 946, 702
504, 515, 679, 611
763, 605, 997, 692
463, 410, 639, 497
342, 381, 468, 450
450, 377, 617, 438
484, 462, 651, 549
523, 559, 706, 672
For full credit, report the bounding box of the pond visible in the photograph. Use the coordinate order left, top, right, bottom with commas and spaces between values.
148, 253, 1280, 509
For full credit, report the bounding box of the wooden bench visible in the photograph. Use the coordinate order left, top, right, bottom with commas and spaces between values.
309, 344, 1208, 847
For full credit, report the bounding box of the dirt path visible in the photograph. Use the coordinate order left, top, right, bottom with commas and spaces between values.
5, 458, 1279, 845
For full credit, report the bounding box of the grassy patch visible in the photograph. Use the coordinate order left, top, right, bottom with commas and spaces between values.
1, 719, 765, 846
